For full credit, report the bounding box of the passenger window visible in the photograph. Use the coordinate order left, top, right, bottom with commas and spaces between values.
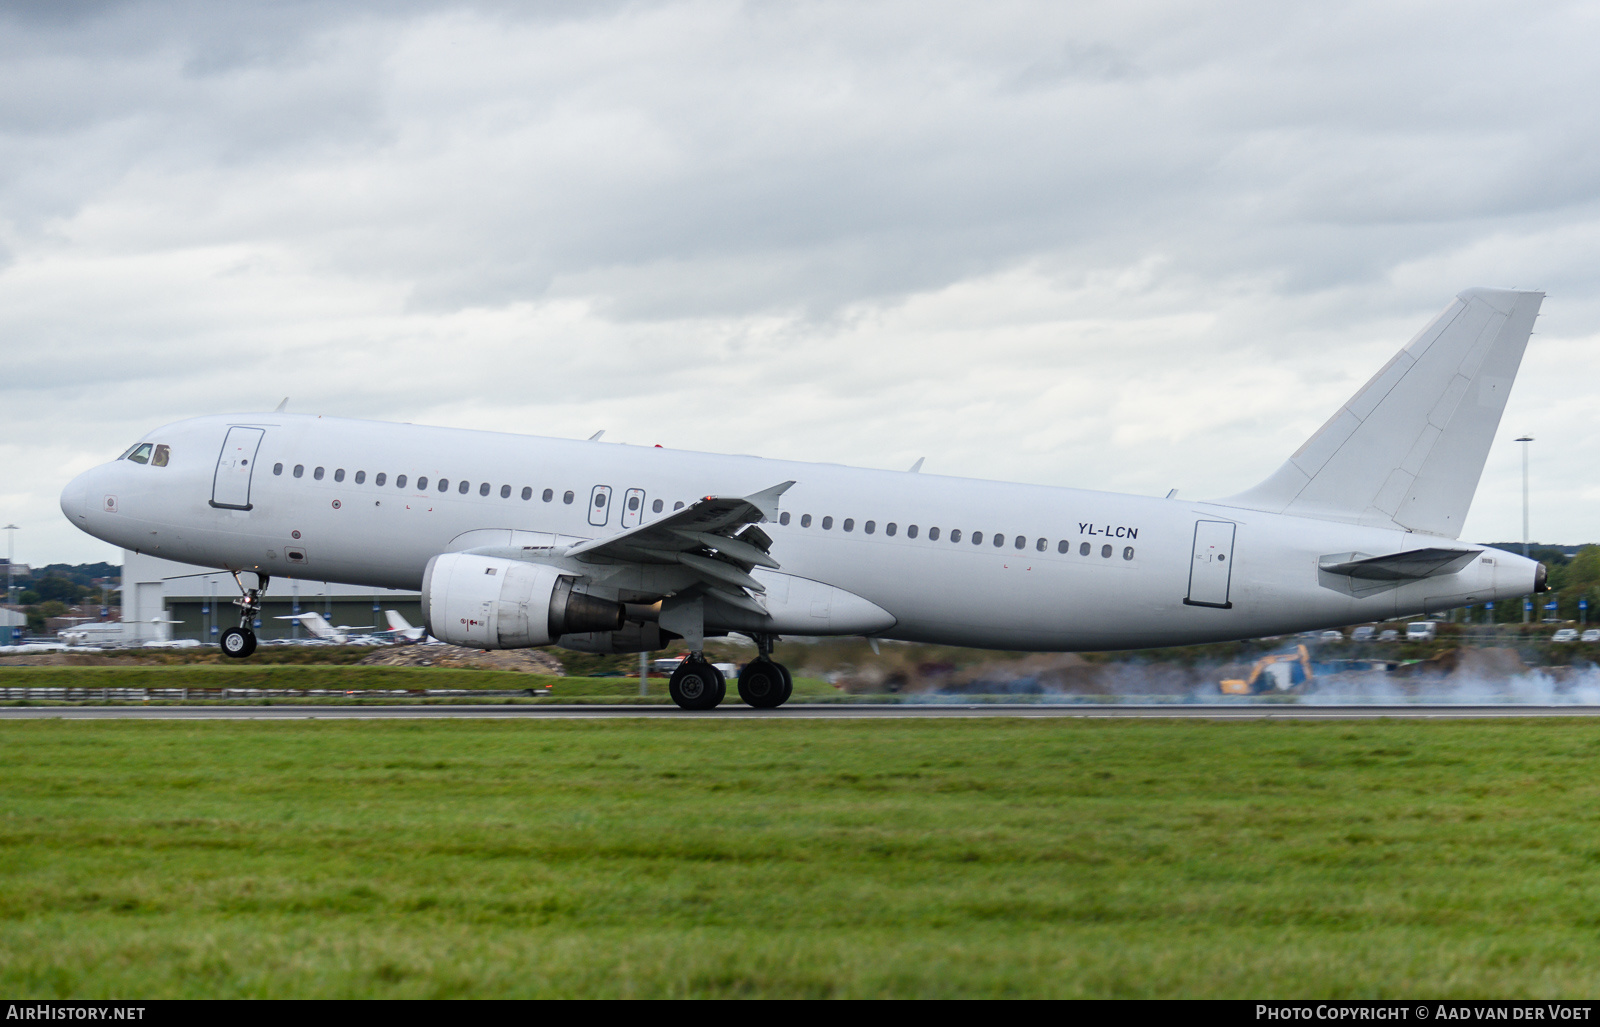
314, 467, 324, 481
127, 444, 152, 464
928, 527, 938, 540
417, 477, 428, 490
779, 512, 791, 525
397, 475, 408, 489
822, 516, 833, 530
522, 487, 533, 500
334, 469, 345, 482
1124, 546, 1135, 560
293, 465, 304, 478
950, 529, 961, 543
542, 489, 553, 502
843, 518, 854, 532
151, 445, 171, 467
993, 534, 1004, 547
459, 480, 470, 495
801, 514, 812, 527
500, 485, 510, 498
1057, 540, 1068, 554
864, 521, 876, 534
273, 463, 283, 476
355, 471, 366, 484
1036, 538, 1046, 552
435, 478, 446, 492
563, 491, 574, 504
376, 473, 387, 486
1101, 544, 1113, 558
480, 483, 491, 497
1079, 542, 1090, 556
627, 495, 640, 511
593, 493, 605, 509
907, 525, 918, 538
886, 523, 896, 536
972, 532, 983, 545
1014, 535, 1025, 550
652, 499, 663, 513
674, 501, 685, 510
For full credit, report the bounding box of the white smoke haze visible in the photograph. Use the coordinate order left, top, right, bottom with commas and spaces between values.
826, 643, 1600, 705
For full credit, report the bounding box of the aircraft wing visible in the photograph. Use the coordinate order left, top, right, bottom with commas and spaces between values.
564, 481, 795, 614
1318, 547, 1481, 581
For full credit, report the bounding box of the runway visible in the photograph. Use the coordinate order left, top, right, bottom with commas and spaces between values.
4, 703, 1600, 720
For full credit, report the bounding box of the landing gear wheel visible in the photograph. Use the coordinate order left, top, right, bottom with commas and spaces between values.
669, 658, 725, 710
220, 626, 256, 659
738, 658, 789, 708
777, 661, 793, 705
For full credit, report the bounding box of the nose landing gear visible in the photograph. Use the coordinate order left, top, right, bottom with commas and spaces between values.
220, 571, 268, 660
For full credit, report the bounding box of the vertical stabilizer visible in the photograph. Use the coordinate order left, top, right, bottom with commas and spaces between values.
1212, 287, 1543, 538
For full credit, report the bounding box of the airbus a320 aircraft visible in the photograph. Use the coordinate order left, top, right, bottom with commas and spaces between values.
61, 288, 1548, 709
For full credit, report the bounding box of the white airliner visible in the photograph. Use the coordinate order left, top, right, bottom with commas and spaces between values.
61, 288, 1548, 709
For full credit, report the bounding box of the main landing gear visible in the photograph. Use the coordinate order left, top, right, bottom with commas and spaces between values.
667, 635, 793, 711
220, 571, 268, 660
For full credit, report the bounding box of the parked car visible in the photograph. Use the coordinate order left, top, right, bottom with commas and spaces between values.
1405, 622, 1438, 642
1351, 626, 1376, 642
1378, 629, 1400, 642
1319, 630, 1344, 642
1583, 629, 1600, 643
1552, 628, 1580, 643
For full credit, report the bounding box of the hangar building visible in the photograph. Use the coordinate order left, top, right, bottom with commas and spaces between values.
121, 550, 422, 644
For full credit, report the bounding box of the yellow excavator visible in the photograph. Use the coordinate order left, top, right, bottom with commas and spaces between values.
1220, 644, 1315, 694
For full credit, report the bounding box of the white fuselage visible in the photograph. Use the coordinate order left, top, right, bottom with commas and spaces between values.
60, 413, 1541, 651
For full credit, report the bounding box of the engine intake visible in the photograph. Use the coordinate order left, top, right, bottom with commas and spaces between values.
421, 553, 623, 649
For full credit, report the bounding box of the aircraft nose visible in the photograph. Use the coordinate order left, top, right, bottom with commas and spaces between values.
59, 469, 94, 523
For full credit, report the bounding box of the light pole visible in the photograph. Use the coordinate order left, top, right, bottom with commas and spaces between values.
3, 524, 16, 608
1516, 436, 1533, 624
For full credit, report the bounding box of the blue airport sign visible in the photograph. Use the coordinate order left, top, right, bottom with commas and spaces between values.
1582, 599, 1590, 610
10, 627, 21, 640
1545, 601, 1559, 610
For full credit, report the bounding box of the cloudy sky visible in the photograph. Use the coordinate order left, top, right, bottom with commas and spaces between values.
5, 0, 1598, 566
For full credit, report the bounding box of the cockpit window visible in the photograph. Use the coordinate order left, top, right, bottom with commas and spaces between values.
151, 445, 171, 467
126, 443, 153, 465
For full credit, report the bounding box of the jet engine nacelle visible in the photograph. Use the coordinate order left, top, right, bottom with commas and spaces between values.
421, 553, 624, 649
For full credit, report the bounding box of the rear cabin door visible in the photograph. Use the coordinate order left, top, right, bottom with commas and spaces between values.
210, 426, 265, 511
588, 485, 613, 527
1184, 520, 1236, 609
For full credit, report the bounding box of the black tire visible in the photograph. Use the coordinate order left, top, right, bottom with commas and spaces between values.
737, 658, 787, 708
220, 626, 256, 659
776, 661, 793, 705
669, 659, 723, 710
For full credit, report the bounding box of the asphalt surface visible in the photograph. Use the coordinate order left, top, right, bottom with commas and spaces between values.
4, 703, 1600, 720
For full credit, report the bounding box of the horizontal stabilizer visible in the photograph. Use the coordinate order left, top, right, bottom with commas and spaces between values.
1319, 547, 1480, 581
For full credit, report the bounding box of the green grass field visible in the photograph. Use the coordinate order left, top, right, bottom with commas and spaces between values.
3, 717, 1600, 997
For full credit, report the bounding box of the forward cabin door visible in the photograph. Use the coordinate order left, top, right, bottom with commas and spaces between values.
210, 426, 265, 511
1184, 520, 1236, 609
